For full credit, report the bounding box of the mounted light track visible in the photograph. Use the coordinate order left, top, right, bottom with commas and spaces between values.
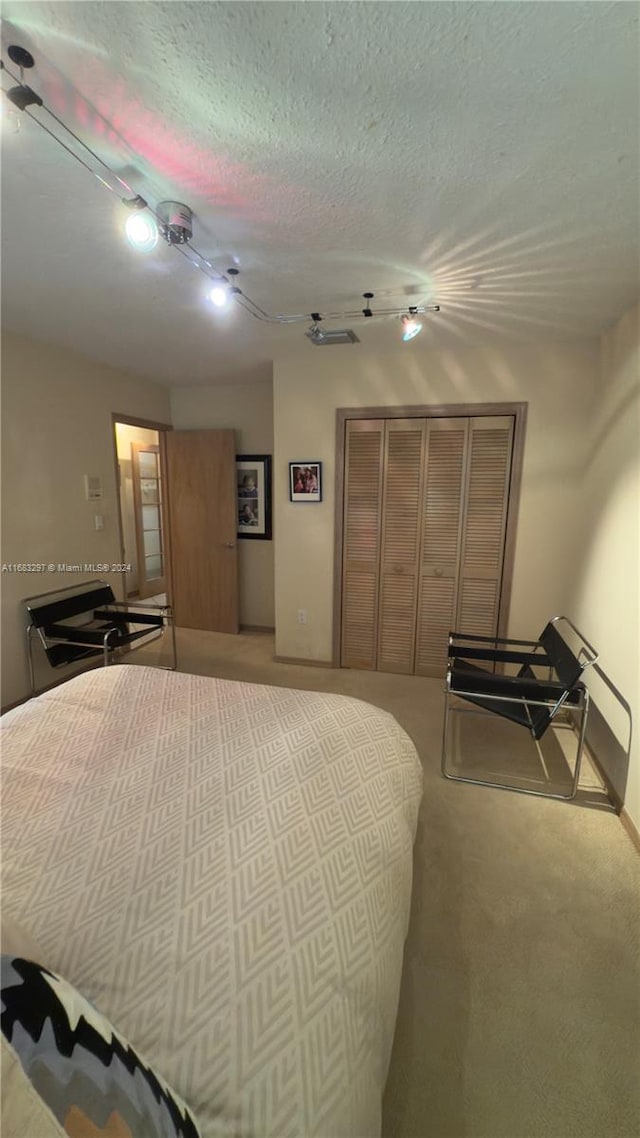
1, 43, 442, 339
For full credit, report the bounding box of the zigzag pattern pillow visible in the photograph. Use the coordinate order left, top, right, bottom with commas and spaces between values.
1, 956, 201, 1138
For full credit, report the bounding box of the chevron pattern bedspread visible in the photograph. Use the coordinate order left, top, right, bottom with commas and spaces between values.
1, 665, 423, 1137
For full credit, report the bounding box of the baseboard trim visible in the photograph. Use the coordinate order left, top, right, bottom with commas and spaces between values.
568, 711, 638, 854
273, 655, 334, 668
619, 808, 640, 854
583, 735, 624, 812
240, 624, 275, 634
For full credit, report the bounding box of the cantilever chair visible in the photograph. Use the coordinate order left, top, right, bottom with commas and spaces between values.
441, 616, 598, 801
25, 579, 177, 695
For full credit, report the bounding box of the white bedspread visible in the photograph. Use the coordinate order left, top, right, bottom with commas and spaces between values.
1, 665, 422, 1137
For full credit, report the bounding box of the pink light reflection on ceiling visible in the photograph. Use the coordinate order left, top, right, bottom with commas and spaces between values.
40, 53, 335, 231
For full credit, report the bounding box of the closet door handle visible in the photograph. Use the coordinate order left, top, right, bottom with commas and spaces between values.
434, 568, 443, 577
222, 542, 236, 549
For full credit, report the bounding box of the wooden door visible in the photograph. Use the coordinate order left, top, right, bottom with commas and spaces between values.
341, 420, 384, 668
415, 419, 469, 675
376, 419, 426, 674
131, 442, 166, 599
456, 416, 513, 636
165, 429, 239, 633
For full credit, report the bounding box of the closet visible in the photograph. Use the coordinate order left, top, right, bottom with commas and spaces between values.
340, 414, 515, 675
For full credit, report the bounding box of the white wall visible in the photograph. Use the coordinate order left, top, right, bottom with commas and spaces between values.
570, 304, 640, 829
1, 331, 171, 708
170, 378, 275, 628
273, 341, 599, 661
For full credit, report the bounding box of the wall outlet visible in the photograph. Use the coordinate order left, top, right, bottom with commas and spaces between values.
297, 609, 307, 624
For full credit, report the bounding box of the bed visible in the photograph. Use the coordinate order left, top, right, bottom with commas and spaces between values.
1, 665, 423, 1137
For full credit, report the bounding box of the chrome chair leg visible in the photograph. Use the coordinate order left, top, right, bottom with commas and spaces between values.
441, 690, 590, 802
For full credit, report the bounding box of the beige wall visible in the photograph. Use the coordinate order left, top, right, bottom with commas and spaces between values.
273, 341, 599, 661
570, 304, 640, 829
170, 378, 275, 628
1, 331, 171, 707
114, 423, 159, 595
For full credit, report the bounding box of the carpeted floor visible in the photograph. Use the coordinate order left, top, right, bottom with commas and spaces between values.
138, 629, 640, 1138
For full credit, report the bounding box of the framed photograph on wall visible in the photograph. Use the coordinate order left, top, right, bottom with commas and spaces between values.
289, 461, 322, 503
236, 455, 272, 540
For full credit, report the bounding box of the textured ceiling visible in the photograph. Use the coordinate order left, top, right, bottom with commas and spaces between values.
1, 1, 638, 386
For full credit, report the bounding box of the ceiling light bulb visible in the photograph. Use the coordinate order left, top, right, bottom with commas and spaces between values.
208, 286, 228, 308
401, 314, 423, 342
125, 212, 158, 253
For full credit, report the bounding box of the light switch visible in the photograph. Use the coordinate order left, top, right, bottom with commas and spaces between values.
94, 515, 104, 531
84, 475, 103, 501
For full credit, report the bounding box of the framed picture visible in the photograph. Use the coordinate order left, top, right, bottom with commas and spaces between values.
236, 455, 272, 540
289, 461, 322, 503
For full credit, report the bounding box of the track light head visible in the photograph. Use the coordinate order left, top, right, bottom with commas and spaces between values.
125, 212, 159, 252
401, 313, 423, 341
208, 285, 229, 308
157, 201, 193, 246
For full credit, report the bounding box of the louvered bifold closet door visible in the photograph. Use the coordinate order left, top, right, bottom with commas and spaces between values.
377, 419, 426, 674
341, 420, 385, 668
456, 416, 514, 640
415, 418, 469, 675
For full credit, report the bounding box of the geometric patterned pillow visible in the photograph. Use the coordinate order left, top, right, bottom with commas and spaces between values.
1, 957, 201, 1138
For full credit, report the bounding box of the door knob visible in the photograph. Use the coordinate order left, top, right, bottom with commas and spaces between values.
434, 568, 443, 577
222, 542, 236, 549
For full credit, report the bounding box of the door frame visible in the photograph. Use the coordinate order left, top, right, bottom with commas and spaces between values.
111, 413, 173, 605
332, 401, 528, 668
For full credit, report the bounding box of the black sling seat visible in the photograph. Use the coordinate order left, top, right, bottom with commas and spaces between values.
24, 579, 176, 694
441, 616, 598, 801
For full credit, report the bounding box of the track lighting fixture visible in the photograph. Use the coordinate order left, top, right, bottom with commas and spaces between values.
2, 45, 41, 112
2, 42, 441, 344
401, 311, 423, 341
208, 285, 229, 308
1, 44, 36, 130
157, 201, 193, 246
125, 212, 159, 253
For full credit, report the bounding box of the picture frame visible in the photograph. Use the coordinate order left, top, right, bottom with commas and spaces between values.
289, 461, 322, 503
236, 455, 272, 540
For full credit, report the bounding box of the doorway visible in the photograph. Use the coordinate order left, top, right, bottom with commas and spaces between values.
113, 417, 172, 606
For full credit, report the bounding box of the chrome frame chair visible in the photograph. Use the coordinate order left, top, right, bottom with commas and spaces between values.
441, 616, 598, 801
25, 579, 177, 695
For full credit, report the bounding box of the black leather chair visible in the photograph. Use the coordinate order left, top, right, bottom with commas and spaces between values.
441, 616, 598, 800
25, 579, 176, 694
